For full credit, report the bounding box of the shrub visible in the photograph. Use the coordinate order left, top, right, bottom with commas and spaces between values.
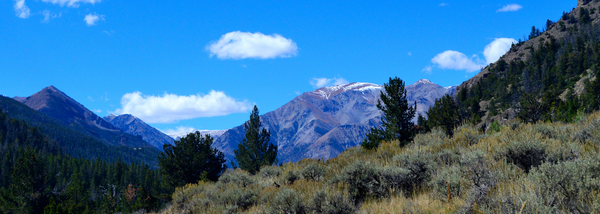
332, 161, 384, 202
281, 169, 301, 185
393, 151, 436, 192
308, 189, 356, 214
267, 188, 306, 214
434, 149, 461, 166
460, 151, 497, 210
218, 169, 255, 188
379, 166, 410, 195
218, 187, 259, 211
528, 158, 600, 213
260, 165, 283, 178
502, 139, 547, 173
300, 163, 326, 182
429, 165, 464, 201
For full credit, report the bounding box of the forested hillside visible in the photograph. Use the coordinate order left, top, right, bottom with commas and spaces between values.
0, 95, 160, 167
0, 107, 170, 213
456, 0, 600, 129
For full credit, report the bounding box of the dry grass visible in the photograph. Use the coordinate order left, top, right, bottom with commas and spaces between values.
159, 112, 600, 214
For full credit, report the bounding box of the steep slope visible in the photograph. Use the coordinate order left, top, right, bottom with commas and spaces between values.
455, 0, 599, 129
215, 80, 455, 163
0, 95, 160, 167
15, 86, 156, 149
104, 114, 175, 149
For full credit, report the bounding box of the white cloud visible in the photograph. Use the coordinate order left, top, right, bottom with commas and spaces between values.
42, 0, 100, 8
427, 38, 516, 73
84, 13, 104, 26
93, 109, 102, 113
483, 38, 517, 64
207, 31, 298, 60
439, 3, 448, 6
162, 126, 196, 136
115, 91, 253, 123
431, 50, 484, 73
497, 4, 522, 12
13, 0, 31, 19
310, 77, 349, 88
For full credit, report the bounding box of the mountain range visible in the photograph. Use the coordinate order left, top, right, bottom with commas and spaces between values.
4, 79, 454, 165
213, 80, 456, 163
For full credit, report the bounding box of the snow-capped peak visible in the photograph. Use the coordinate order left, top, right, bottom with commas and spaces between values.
309, 82, 383, 99
414, 79, 433, 85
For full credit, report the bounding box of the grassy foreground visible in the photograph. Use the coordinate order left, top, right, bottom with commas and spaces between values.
159, 112, 600, 213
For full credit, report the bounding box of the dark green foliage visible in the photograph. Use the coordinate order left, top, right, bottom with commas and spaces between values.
158, 131, 226, 189
580, 7, 591, 25
234, 105, 278, 175
282, 169, 301, 185
518, 92, 542, 123
0, 109, 167, 213
502, 140, 547, 173
268, 188, 306, 214
427, 94, 462, 136
362, 77, 417, 149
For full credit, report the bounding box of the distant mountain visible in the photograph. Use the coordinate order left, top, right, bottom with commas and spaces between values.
215, 80, 456, 163
104, 114, 175, 150
14, 86, 155, 149
168, 130, 227, 141
0, 94, 160, 167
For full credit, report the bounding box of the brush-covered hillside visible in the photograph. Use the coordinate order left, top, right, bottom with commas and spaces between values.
160, 112, 600, 213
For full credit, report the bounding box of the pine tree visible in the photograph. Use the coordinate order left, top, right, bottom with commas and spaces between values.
427, 94, 462, 137
234, 105, 278, 175
158, 132, 227, 189
518, 92, 542, 123
361, 77, 417, 149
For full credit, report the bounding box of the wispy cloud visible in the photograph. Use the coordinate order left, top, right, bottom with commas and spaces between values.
42, 10, 60, 23
439, 3, 448, 6
84, 13, 104, 26
41, 0, 100, 8
425, 38, 517, 73
115, 91, 253, 123
13, 0, 31, 19
207, 31, 298, 60
497, 4, 522, 12
310, 77, 349, 88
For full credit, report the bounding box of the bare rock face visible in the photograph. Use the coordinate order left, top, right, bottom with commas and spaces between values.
15, 86, 152, 148
215, 80, 456, 163
104, 114, 175, 150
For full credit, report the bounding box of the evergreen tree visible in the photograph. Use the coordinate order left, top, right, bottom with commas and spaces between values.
518, 92, 542, 123
427, 94, 462, 137
8, 150, 48, 214
361, 77, 417, 149
158, 132, 227, 189
234, 105, 278, 175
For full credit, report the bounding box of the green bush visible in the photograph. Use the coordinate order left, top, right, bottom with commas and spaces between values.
281, 169, 301, 185
429, 165, 464, 201
308, 189, 356, 214
218, 187, 258, 211
502, 139, 547, 173
332, 161, 384, 202
393, 151, 436, 192
379, 166, 410, 195
218, 169, 255, 188
260, 165, 283, 178
434, 149, 461, 166
460, 151, 497, 210
528, 158, 600, 213
267, 188, 306, 214
300, 163, 326, 182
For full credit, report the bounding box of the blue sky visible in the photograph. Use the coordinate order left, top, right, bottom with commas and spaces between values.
1, 0, 576, 134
